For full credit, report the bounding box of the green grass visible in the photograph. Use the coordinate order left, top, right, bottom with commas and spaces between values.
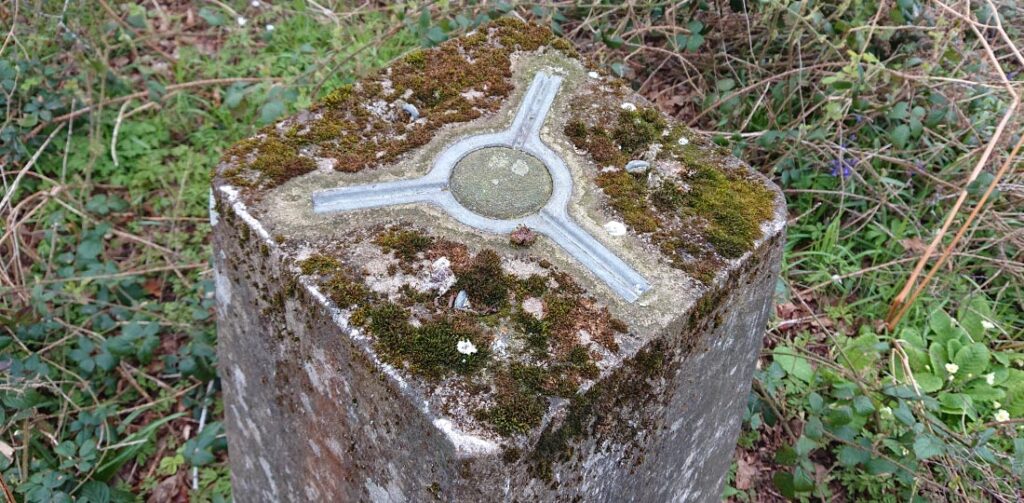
2, 1, 1022, 501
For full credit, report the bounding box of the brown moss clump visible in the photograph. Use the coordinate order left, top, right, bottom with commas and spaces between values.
481, 365, 549, 436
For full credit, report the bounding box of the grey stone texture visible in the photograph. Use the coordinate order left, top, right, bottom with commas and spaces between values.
212, 20, 785, 503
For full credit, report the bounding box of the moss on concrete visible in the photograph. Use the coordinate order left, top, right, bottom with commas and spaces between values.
375, 228, 433, 262
453, 249, 509, 312
218, 19, 577, 195
357, 302, 491, 379
299, 254, 342, 275
564, 95, 776, 281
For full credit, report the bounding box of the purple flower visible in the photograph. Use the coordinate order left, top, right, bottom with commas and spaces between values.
829, 158, 856, 177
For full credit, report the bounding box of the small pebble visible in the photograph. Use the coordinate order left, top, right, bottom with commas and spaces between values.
400, 102, 420, 121
677, 136, 690, 146
453, 290, 470, 310
620, 102, 637, 111
604, 221, 627, 237
456, 339, 478, 355
624, 160, 650, 174
587, 71, 601, 79
522, 297, 545, 320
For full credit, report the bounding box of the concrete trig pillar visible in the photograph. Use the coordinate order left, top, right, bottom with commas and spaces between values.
212, 18, 784, 502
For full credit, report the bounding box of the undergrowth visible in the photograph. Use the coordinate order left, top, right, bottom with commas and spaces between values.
1, 0, 1022, 501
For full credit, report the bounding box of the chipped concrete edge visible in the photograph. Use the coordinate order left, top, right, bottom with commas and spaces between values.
214, 184, 500, 458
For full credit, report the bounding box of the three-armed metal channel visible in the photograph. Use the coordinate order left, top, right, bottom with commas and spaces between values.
312, 72, 651, 302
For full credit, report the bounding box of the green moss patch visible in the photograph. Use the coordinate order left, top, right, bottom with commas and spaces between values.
453, 249, 509, 311
375, 229, 433, 262
564, 95, 776, 282
358, 302, 490, 379
668, 166, 775, 259
298, 254, 342, 275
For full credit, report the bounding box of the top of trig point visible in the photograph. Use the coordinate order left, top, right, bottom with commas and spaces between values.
213, 19, 785, 450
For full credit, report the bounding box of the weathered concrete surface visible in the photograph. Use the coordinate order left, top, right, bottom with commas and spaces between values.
213, 19, 785, 502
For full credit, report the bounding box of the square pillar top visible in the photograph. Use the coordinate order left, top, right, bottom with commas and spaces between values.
213, 19, 785, 454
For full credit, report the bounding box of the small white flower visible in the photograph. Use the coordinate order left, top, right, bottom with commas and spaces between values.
620, 102, 636, 111
456, 339, 478, 355
677, 136, 690, 146
994, 409, 1010, 422
587, 71, 600, 79
944, 363, 959, 375
266, 24, 275, 31
981, 320, 995, 330
603, 221, 627, 237
993, 401, 1001, 409
237, 16, 247, 26
830, 274, 842, 285
879, 406, 892, 416
251, 0, 261, 7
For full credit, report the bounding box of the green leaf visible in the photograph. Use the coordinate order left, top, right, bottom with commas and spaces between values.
804, 417, 824, 440
913, 433, 945, 460
827, 405, 854, 426
795, 435, 817, 457
773, 346, 814, 383
837, 445, 870, 467
929, 310, 958, 344
964, 382, 1004, 402
602, 32, 625, 49
938, 392, 973, 415
259, 100, 285, 125
425, 26, 447, 45
853, 396, 876, 415
610, 62, 626, 77
891, 124, 910, 148
954, 343, 990, 378
915, 373, 944, 393
959, 296, 993, 340
843, 333, 881, 372
77, 481, 110, 503
929, 343, 948, 378
197, 7, 225, 27
1013, 438, 1024, 476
